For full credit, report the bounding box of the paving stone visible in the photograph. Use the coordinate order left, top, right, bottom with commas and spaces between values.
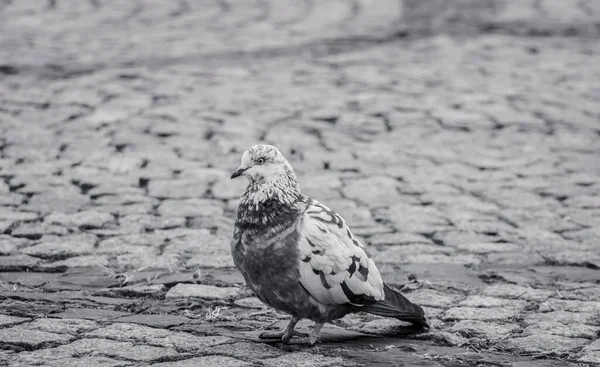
484, 251, 546, 266
0, 314, 30, 327
0, 235, 32, 250
432, 230, 502, 248
234, 297, 266, 309
114, 314, 191, 328
565, 286, 600, 302
561, 227, 600, 243
194, 268, 245, 287
0, 325, 73, 350
0, 209, 38, 222
112, 283, 167, 297
210, 341, 284, 359
45, 210, 114, 228
458, 295, 527, 309
12, 353, 133, 367
375, 203, 451, 234
0, 241, 17, 255
580, 339, 600, 364
432, 107, 493, 130
165, 284, 240, 300
93, 202, 155, 216
263, 352, 349, 367
97, 233, 167, 254
482, 284, 554, 302
24, 191, 90, 214
11, 222, 70, 238
148, 179, 209, 199
538, 299, 600, 313
85, 323, 232, 352
158, 199, 224, 217
342, 176, 404, 208
119, 214, 186, 230
503, 334, 589, 354
579, 351, 600, 364
153, 356, 251, 367
211, 176, 249, 199
163, 230, 234, 268
442, 306, 521, 321
5, 291, 133, 307
42, 357, 133, 367
56, 308, 130, 321
542, 250, 600, 269
120, 269, 190, 287
0, 254, 41, 271
524, 311, 600, 327
43, 271, 121, 291
94, 193, 157, 206
524, 322, 600, 339
298, 173, 343, 200
325, 199, 378, 227
452, 242, 521, 253
38, 338, 180, 362
450, 320, 521, 338
0, 192, 24, 206
422, 330, 469, 347
178, 167, 227, 184
21, 237, 97, 260
112, 252, 179, 270
406, 289, 463, 308
23, 318, 99, 335
40, 255, 110, 270
185, 215, 236, 237
0, 220, 11, 233
367, 232, 434, 246
377, 251, 481, 266
40, 232, 103, 247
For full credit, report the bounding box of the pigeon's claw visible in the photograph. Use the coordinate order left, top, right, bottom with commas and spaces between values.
259, 316, 304, 344
308, 322, 324, 346
259, 330, 308, 343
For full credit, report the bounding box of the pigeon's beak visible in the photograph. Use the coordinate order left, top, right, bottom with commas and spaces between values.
230, 167, 246, 179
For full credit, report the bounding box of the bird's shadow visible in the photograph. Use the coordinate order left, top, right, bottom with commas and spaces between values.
242, 322, 426, 347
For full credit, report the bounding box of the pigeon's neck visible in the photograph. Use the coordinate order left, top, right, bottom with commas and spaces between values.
242, 165, 302, 206
236, 174, 304, 230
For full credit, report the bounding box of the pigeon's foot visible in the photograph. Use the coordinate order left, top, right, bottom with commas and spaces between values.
259, 316, 304, 343
294, 322, 324, 345
309, 322, 323, 346
259, 330, 308, 343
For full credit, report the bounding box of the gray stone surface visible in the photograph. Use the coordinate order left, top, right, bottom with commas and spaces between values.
0, 314, 30, 327
22, 318, 99, 335
153, 356, 252, 367
263, 352, 350, 367
165, 283, 240, 300
0, 0, 599, 366
0, 326, 74, 350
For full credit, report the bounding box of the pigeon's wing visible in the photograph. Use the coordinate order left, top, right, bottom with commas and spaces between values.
297, 199, 384, 306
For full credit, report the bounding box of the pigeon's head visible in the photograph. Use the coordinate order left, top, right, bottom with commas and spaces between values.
230, 144, 294, 183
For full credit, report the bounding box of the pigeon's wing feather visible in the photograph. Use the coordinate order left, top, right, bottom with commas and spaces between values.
297, 200, 384, 306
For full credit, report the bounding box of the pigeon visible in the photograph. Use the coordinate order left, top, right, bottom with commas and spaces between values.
230, 144, 428, 345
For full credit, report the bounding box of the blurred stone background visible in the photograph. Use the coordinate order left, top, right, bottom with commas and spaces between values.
0, 0, 599, 366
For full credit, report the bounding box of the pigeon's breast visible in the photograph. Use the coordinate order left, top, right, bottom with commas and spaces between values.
234, 225, 311, 317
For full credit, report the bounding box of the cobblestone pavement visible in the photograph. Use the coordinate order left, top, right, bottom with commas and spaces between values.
1, 0, 600, 366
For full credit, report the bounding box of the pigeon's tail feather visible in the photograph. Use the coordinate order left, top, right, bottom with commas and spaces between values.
360, 284, 429, 328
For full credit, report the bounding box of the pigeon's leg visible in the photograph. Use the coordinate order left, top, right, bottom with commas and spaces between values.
308, 322, 324, 345
259, 316, 307, 343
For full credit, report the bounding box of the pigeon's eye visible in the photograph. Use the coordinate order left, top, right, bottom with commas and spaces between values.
256, 157, 265, 165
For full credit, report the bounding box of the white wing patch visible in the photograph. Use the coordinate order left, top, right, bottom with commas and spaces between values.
297, 200, 384, 307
